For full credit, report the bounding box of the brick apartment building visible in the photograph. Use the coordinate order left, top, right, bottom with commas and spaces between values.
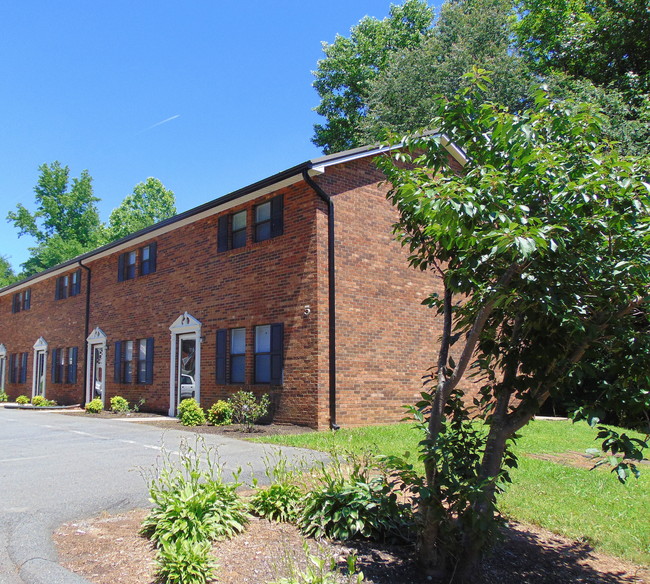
0, 143, 465, 429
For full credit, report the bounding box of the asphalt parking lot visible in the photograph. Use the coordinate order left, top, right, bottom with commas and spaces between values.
0, 408, 320, 584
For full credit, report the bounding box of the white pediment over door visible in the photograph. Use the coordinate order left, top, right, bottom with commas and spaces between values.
87, 327, 108, 342
33, 337, 48, 350
0, 344, 6, 358
169, 312, 202, 335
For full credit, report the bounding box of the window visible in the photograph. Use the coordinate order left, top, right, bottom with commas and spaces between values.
66, 347, 78, 384
10, 353, 28, 384
55, 270, 81, 300
254, 323, 283, 384
137, 338, 154, 384
216, 327, 246, 384
254, 195, 283, 243
12, 289, 31, 313
115, 338, 153, 384
218, 210, 247, 252
230, 328, 246, 383
51, 348, 64, 383
140, 243, 157, 276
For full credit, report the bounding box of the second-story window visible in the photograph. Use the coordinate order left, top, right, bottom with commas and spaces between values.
119, 245, 157, 281
254, 195, 283, 242
12, 289, 31, 313
55, 270, 81, 300
140, 243, 157, 276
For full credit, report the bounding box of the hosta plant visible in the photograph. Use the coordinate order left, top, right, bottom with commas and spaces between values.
155, 538, 217, 584
16, 395, 29, 405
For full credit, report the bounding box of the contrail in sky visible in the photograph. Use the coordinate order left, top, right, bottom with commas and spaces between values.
142, 114, 180, 132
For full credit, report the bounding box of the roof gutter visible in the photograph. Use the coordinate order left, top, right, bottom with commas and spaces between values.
302, 170, 339, 430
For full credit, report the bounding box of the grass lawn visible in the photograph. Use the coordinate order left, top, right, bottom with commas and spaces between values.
253, 419, 649, 566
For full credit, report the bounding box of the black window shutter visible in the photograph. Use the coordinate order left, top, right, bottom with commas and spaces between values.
270, 323, 284, 385
70, 347, 78, 384
145, 337, 154, 384
55, 278, 60, 300
51, 348, 58, 382
9, 354, 15, 383
270, 195, 284, 238
150, 242, 157, 274
118, 254, 125, 282
217, 215, 230, 252
114, 341, 123, 383
12, 294, 17, 313
216, 329, 227, 384
20, 353, 27, 383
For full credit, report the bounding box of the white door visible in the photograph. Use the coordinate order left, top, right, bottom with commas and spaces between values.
176, 334, 197, 408
34, 350, 46, 398
88, 344, 106, 403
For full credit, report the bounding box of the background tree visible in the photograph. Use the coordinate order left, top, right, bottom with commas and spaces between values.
106, 177, 176, 242
0, 256, 17, 288
377, 71, 649, 581
312, 0, 434, 153
364, 0, 532, 138
6, 161, 103, 276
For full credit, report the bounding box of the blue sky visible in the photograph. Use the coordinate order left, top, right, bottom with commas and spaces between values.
0, 0, 440, 273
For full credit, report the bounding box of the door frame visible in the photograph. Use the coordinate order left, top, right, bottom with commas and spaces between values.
32, 337, 48, 399
86, 327, 108, 406
169, 312, 202, 417
0, 344, 6, 392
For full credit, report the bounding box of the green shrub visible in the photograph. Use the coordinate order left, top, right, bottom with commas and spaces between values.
299, 450, 412, 541
85, 398, 103, 414
178, 398, 206, 427
31, 396, 57, 407
155, 538, 217, 584
110, 395, 130, 413
250, 482, 303, 523
142, 438, 249, 547
206, 400, 233, 426
0, 390, 8, 402
16, 395, 29, 405
250, 451, 304, 523
229, 390, 271, 432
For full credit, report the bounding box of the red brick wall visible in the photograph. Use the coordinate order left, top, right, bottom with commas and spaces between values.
0, 270, 86, 404
86, 182, 326, 426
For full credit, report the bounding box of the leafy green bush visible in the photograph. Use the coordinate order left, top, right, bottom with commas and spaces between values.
299, 450, 412, 541
206, 400, 233, 426
31, 396, 57, 407
250, 451, 304, 523
155, 538, 217, 584
142, 438, 249, 547
85, 398, 103, 413
0, 390, 8, 402
229, 390, 271, 432
178, 398, 206, 427
16, 395, 29, 405
110, 395, 130, 413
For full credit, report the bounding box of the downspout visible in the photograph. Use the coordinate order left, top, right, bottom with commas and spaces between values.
302, 169, 339, 430
78, 259, 91, 406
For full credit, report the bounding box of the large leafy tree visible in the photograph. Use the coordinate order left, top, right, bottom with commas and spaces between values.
364, 0, 533, 138
377, 71, 649, 580
0, 256, 17, 288
515, 0, 650, 94
106, 177, 176, 242
7, 161, 104, 276
312, 0, 434, 154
